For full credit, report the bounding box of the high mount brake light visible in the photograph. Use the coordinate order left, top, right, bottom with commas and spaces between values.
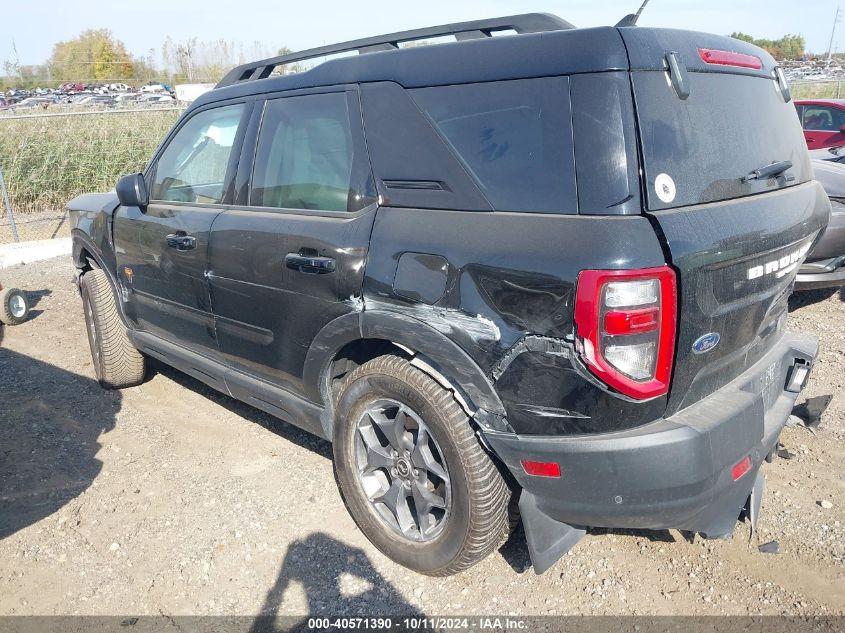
698, 48, 763, 70
574, 267, 677, 400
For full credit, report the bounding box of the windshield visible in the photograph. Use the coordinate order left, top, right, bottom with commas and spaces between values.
633, 71, 811, 210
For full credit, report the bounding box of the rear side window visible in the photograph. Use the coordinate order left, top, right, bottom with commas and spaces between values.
251, 92, 373, 212
410, 77, 576, 214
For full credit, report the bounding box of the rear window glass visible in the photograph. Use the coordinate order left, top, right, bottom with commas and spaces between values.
633, 72, 811, 210
410, 77, 576, 214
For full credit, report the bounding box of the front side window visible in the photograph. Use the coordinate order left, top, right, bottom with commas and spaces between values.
802, 105, 845, 131
251, 92, 371, 212
151, 103, 244, 204
409, 77, 576, 213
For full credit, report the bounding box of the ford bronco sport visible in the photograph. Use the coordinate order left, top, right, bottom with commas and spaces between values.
68, 14, 829, 575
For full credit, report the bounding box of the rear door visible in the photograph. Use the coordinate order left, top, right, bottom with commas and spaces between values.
114, 101, 250, 357
208, 87, 377, 397
622, 30, 830, 415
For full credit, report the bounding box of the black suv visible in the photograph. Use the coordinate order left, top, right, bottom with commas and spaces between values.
68, 14, 829, 576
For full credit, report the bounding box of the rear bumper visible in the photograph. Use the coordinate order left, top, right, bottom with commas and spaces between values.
485, 332, 818, 537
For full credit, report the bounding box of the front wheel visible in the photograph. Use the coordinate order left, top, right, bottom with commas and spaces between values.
333, 355, 510, 576
80, 269, 145, 389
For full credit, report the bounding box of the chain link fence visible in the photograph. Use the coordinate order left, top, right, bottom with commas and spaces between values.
0, 106, 184, 244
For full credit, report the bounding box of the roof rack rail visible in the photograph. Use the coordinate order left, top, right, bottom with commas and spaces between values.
216, 13, 574, 88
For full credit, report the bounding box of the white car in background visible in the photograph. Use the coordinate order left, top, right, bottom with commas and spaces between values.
139, 93, 175, 103
140, 83, 170, 93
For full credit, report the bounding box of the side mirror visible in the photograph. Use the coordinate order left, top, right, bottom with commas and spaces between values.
116, 173, 149, 208
839, 124, 845, 134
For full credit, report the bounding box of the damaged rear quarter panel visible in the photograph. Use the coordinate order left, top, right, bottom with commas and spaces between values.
363, 206, 669, 434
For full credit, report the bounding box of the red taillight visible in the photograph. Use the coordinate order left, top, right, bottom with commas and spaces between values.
521, 460, 561, 478
731, 455, 753, 481
698, 48, 762, 70
604, 307, 659, 336
574, 266, 677, 400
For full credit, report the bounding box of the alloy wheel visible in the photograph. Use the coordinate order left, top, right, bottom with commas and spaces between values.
354, 399, 451, 542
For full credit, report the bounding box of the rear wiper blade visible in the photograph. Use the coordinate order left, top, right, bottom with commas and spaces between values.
742, 160, 793, 183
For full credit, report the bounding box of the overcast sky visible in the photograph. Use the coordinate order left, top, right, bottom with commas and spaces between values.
1, 0, 840, 66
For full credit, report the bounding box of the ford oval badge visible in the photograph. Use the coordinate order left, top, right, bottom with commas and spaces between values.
692, 332, 720, 354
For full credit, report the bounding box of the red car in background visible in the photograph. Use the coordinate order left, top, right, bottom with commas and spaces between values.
58, 82, 86, 93
795, 99, 845, 149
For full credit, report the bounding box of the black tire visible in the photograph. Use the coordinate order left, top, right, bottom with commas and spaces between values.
333, 355, 510, 576
80, 269, 145, 389
0, 287, 29, 325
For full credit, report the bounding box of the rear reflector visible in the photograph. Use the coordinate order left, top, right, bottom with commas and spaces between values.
731, 455, 753, 481
521, 460, 561, 478
698, 48, 762, 70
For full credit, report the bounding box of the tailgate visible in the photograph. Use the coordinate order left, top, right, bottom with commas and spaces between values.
649, 182, 826, 414
621, 27, 830, 414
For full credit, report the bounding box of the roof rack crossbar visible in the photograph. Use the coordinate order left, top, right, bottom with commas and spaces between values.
217, 13, 574, 88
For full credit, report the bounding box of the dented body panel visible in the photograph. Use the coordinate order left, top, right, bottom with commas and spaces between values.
362, 206, 672, 435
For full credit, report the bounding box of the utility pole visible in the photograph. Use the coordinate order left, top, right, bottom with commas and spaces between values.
11, 39, 22, 81
827, 4, 841, 64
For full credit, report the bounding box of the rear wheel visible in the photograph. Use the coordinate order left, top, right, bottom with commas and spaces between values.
333, 355, 510, 576
0, 287, 29, 325
80, 269, 145, 389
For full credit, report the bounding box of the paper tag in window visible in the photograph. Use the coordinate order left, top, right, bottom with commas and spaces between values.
654, 173, 676, 204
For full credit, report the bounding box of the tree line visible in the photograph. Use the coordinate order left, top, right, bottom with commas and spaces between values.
2, 29, 293, 89
730, 32, 806, 60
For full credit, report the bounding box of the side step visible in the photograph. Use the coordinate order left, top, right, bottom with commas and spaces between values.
519, 491, 585, 574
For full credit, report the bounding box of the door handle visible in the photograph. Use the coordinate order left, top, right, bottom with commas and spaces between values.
285, 253, 336, 274
166, 233, 197, 251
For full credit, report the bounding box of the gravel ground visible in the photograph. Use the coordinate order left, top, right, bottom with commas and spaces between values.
0, 257, 843, 620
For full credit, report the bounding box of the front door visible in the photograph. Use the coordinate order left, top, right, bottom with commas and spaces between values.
114, 102, 249, 356
208, 88, 377, 397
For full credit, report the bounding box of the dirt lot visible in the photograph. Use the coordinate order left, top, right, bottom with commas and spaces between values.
0, 257, 843, 620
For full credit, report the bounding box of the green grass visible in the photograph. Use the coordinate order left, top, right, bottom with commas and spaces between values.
0, 108, 182, 213
791, 81, 845, 100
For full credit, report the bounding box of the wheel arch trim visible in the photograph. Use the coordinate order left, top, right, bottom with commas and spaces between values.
72, 230, 132, 328
303, 308, 507, 423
